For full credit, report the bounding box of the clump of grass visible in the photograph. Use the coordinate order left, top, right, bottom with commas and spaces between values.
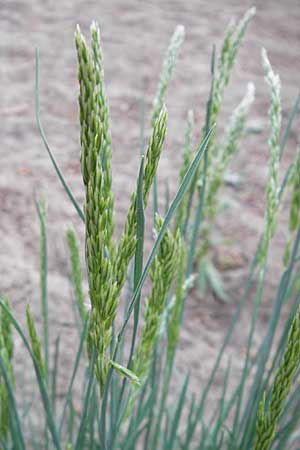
1, 7, 300, 450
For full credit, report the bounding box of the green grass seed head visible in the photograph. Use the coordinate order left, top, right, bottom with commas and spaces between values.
259, 48, 282, 265
253, 308, 300, 450
133, 215, 180, 380
113, 106, 168, 294
206, 81, 255, 223
211, 7, 256, 125
26, 304, 46, 379
152, 25, 185, 126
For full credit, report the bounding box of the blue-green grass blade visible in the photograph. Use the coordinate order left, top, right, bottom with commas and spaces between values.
29, 417, 40, 450
279, 93, 300, 160
181, 244, 260, 448
74, 350, 96, 450
51, 336, 60, 416
67, 399, 76, 445
35, 198, 49, 383
0, 300, 62, 450
166, 374, 189, 450
0, 354, 26, 450
232, 265, 267, 440
143, 348, 161, 450
123, 423, 149, 450
58, 314, 89, 436
35, 49, 85, 222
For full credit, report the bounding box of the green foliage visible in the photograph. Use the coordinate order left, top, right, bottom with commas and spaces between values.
1, 8, 300, 450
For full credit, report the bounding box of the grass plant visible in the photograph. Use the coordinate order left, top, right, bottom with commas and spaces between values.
1, 7, 300, 450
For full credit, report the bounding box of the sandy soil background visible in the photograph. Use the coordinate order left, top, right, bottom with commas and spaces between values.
1, 0, 300, 438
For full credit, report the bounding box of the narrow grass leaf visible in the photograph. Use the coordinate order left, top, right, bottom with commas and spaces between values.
74, 350, 96, 450
0, 354, 25, 450
0, 300, 62, 450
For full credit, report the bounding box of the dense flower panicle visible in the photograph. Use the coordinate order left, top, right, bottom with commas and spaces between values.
201, 8, 255, 207
152, 25, 185, 126
259, 49, 282, 265
90, 21, 114, 251
133, 215, 181, 380
254, 308, 300, 450
114, 106, 168, 293
206, 82, 255, 223
75, 23, 114, 254
75, 25, 116, 389
211, 7, 256, 126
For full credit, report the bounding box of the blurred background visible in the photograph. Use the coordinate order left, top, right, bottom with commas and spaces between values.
1, 0, 299, 410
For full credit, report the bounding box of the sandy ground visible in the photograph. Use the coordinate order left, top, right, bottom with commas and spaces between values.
1, 0, 300, 441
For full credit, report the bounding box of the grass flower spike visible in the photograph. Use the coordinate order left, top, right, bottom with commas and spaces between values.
253, 308, 300, 450
259, 48, 282, 265
206, 82, 255, 223
114, 106, 168, 293
211, 7, 256, 126
133, 215, 181, 381
75, 24, 117, 389
152, 25, 185, 125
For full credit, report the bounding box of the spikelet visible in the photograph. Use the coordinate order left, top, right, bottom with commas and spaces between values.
152, 25, 185, 126
26, 305, 46, 379
133, 215, 180, 380
259, 49, 281, 266
253, 307, 300, 450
